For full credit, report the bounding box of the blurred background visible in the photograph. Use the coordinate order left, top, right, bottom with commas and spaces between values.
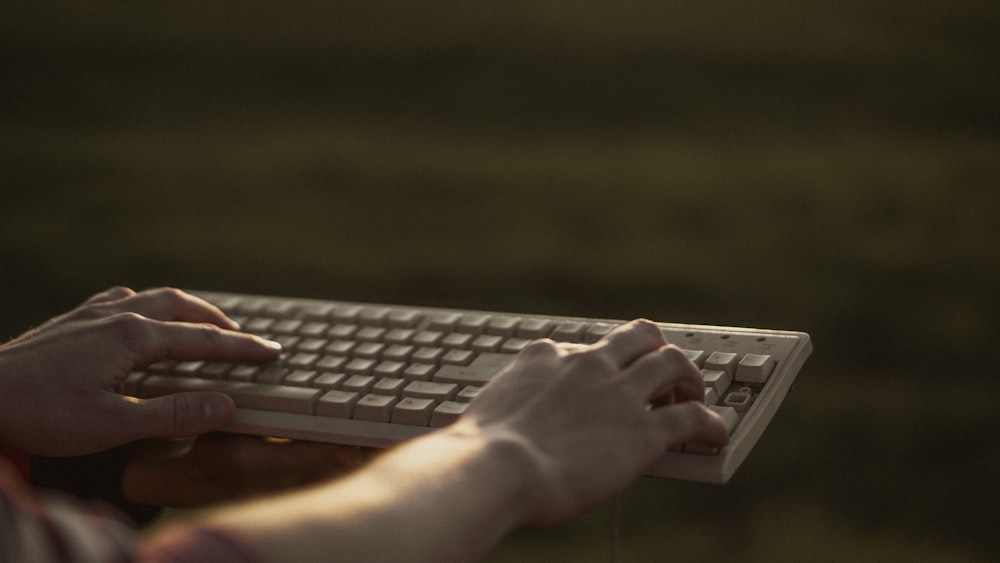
1, 1, 997, 561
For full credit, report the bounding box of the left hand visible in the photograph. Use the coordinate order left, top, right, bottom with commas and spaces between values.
0, 287, 281, 456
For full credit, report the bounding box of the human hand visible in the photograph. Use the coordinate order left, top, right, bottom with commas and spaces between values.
462, 319, 729, 526
0, 287, 281, 456
123, 433, 375, 508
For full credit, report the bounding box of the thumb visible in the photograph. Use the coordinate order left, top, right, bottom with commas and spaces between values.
135, 391, 236, 438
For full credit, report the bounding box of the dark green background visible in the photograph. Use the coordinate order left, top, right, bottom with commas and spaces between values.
2, 2, 997, 561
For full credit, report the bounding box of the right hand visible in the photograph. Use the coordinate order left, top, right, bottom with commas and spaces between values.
462, 319, 729, 525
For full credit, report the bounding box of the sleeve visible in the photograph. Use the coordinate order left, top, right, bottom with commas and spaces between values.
2, 460, 262, 563
30, 444, 162, 527
1, 459, 136, 562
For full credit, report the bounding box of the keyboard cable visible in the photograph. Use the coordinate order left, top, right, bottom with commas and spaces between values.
609, 492, 623, 563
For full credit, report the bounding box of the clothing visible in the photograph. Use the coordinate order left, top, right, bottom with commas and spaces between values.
0, 458, 259, 563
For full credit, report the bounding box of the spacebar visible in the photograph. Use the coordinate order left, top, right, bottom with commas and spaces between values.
225, 408, 432, 448
139, 376, 322, 415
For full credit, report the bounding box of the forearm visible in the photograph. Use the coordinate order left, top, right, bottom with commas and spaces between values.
191, 423, 540, 563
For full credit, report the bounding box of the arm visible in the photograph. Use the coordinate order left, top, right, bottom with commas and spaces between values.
151, 320, 728, 562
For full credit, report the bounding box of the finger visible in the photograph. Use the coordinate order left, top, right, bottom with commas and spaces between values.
115, 288, 239, 330
515, 339, 561, 362
124, 391, 236, 440
626, 344, 705, 405
651, 401, 729, 451
594, 319, 667, 368
106, 314, 281, 366
85, 286, 137, 305
147, 321, 282, 364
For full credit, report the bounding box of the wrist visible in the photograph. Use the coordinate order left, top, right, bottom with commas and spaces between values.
444, 420, 558, 528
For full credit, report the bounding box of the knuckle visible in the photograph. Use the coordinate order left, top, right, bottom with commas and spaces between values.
629, 318, 664, 340
661, 345, 691, 365
105, 285, 135, 297
101, 312, 156, 357
520, 338, 559, 359
569, 347, 615, 373
106, 311, 148, 332
147, 286, 187, 304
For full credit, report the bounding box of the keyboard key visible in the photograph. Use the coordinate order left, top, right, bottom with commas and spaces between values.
705, 351, 740, 376
551, 321, 586, 342
435, 353, 515, 386
298, 322, 330, 337
456, 313, 490, 334
356, 327, 386, 342
312, 372, 346, 390
387, 309, 423, 328
373, 360, 406, 378
372, 377, 406, 396
287, 353, 319, 369
284, 370, 318, 387
342, 375, 376, 393
391, 398, 436, 426
173, 361, 205, 376
456, 385, 481, 402
517, 318, 554, 338
471, 334, 504, 352
441, 349, 475, 366
353, 342, 385, 359
359, 306, 391, 326
228, 384, 321, 415
327, 324, 357, 339
345, 359, 376, 376
701, 369, 732, 395
255, 365, 289, 384
403, 363, 436, 381
430, 401, 468, 427
736, 354, 776, 384
354, 395, 398, 422
500, 338, 532, 353
411, 347, 444, 364
228, 364, 260, 382
682, 349, 707, 368
325, 340, 355, 355
316, 390, 360, 418
271, 319, 302, 334
411, 330, 444, 347
403, 381, 459, 401
331, 305, 362, 323
441, 333, 473, 349
383, 344, 415, 361
200, 362, 232, 379
485, 316, 521, 337
704, 387, 719, 406
384, 329, 415, 345
427, 312, 461, 331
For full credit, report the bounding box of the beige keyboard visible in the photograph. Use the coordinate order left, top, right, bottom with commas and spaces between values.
125, 291, 812, 484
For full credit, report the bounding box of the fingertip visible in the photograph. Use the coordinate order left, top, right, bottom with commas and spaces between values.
141, 392, 235, 438
201, 392, 237, 427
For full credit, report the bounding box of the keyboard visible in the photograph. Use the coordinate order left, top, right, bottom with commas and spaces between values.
125, 291, 812, 484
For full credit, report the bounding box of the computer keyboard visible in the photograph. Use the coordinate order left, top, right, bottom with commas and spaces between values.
125, 291, 812, 484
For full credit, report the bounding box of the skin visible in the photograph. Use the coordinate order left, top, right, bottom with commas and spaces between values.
170, 319, 728, 562
2, 287, 728, 561
0, 287, 364, 505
